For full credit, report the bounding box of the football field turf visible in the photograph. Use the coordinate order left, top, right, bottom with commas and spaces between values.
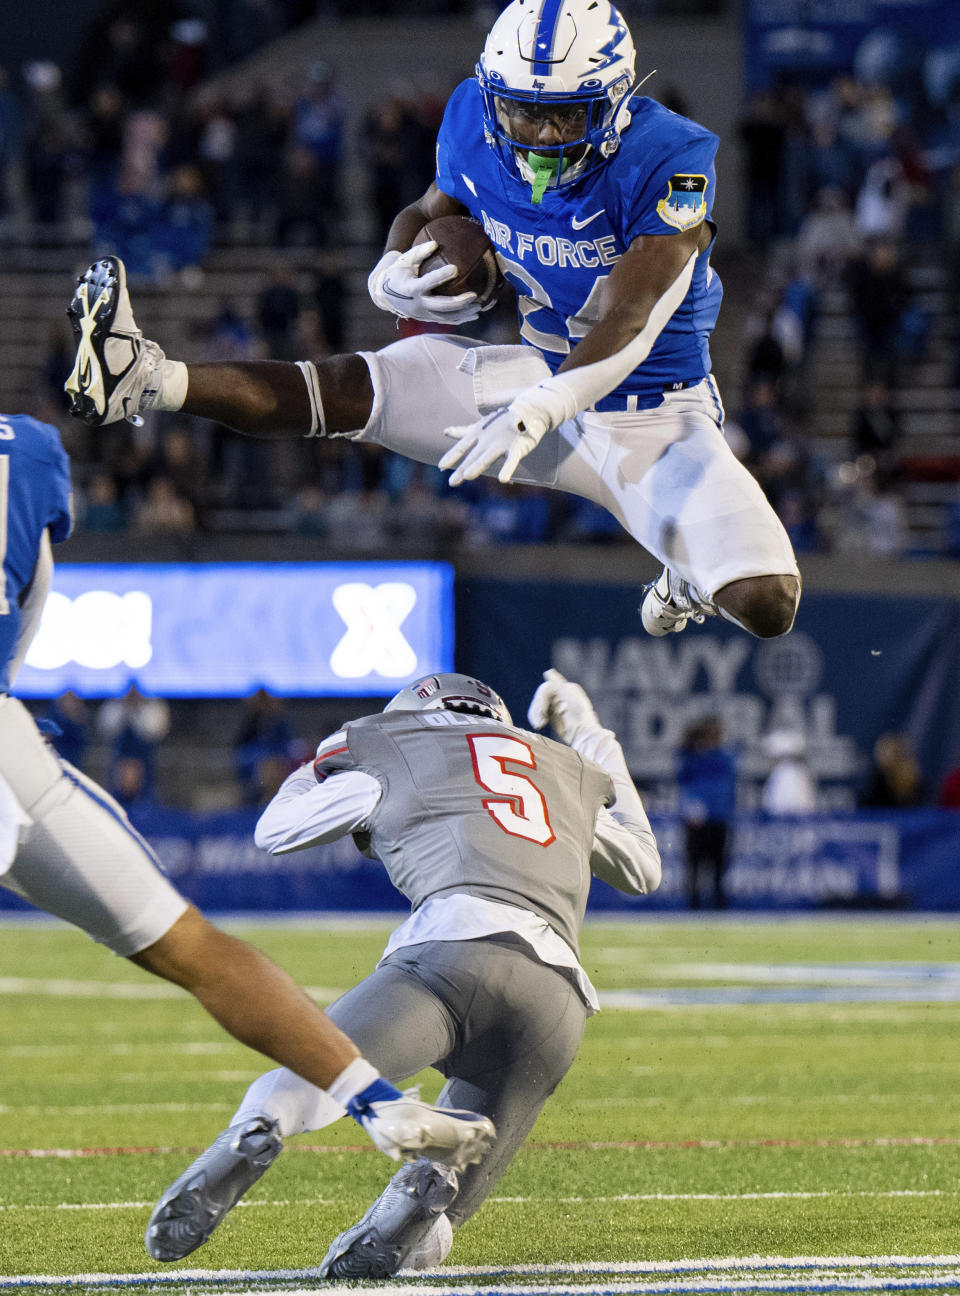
1, 915, 958, 1295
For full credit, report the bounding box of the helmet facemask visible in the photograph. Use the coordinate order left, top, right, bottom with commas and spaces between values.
384, 673, 513, 726
477, 0, 637, 202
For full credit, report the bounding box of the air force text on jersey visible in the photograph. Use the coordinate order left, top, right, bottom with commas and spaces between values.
478, 211, 622, 272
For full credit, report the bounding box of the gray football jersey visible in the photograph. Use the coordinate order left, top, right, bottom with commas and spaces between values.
318, 710, 614, 954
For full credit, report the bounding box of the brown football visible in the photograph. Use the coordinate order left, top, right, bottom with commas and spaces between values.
413, 215, 504, 308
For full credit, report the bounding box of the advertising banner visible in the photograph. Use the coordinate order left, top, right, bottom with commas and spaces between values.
2, 805, 957, 915
16, 562, 453, 698
457, 582, 960, 815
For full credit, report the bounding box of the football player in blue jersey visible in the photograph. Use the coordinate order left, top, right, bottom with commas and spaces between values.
65, 0, 799, 640
0, 412, 494, 1194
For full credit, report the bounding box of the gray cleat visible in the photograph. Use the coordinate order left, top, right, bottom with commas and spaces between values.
145, 1116, 282, 1261
319, 1158, 459, 1279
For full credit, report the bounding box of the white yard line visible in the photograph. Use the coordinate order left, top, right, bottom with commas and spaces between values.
0, 977, 341, 1000
1, 1189, 955, 1213
4, 1256, 960, 1294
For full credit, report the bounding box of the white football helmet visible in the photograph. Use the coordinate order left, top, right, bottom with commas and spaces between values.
385, 673, 513, 725
477, 0, 637, 195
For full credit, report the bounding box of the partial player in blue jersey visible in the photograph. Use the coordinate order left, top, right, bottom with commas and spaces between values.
64, 0, 799, 640
0, 413, 494, 1195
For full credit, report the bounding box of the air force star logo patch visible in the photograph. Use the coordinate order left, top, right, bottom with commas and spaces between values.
656, 173, 708, 231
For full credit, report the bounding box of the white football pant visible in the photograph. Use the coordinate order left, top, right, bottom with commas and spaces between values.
345, 335, 799, 600
0, 694, 187, 955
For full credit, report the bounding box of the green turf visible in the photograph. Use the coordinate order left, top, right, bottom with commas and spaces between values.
1, 916, 958, 1290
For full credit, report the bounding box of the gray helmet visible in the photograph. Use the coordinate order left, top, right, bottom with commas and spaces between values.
384, 672, 512, 725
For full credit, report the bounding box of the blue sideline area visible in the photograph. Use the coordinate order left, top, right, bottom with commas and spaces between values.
1, 806, 957, 915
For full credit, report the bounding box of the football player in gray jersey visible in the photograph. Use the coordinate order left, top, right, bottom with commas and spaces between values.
146, 669, 661, 1275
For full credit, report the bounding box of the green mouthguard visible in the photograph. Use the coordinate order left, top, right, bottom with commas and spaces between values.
527, 152, 570, 204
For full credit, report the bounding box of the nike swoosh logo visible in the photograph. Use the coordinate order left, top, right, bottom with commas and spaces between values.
571, 210, 605, 230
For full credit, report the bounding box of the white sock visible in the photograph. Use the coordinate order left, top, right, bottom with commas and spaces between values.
326, 1057, 384, 1107
232, 1067, 346, 1138
142, 359, 188, 412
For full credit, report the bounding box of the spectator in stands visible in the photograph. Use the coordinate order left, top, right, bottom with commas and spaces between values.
292, 60, 344, 211
314, 254, 347, 352
733, 378, 786, 462
738, 90, 787, 248
99, 685, 171, 807
80, 472, 128, 532
467, 480, 553, 546
794, 187, 861, 288
0, 65, 24, 225
939, 763, 960, 810
155, 164, 215, 275
825, 461, 908, 558
275, 144, 328, 247
323, 485, 391, 550
362, 93, 417, 244
761, 729, 817, 815
132, 476, 197, 533
286, 483, 329, 536
195, 97, 240, 225
43, 692, 90, 769
844, 237, 911, 382
854, 155, 912, 241
23, 61, 82, 228
149, 425, 207, 523
861, 732, 924, 808
744, 296, 788, 390
234, 689, 295, 806
850, 379, 901, 476
258, 264, 302, 360
390, 469, 469, 549
805, 122, 858, 203
234, 88, 290, 235
82, 82, 125, 197
676, 717, 737, 910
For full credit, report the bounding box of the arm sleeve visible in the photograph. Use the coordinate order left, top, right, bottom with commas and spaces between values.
254, 765, 383, 855
567, 725, 661, 895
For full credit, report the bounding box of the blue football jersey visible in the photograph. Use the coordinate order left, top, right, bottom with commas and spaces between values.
0, 414, 73, 694
436, 79, 723, 408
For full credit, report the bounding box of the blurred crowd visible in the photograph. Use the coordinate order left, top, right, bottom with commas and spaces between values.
730, 38, 960, 560
0, 6, 958, 555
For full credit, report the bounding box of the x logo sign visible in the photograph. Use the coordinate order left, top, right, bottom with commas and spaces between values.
330, 582, 418, 679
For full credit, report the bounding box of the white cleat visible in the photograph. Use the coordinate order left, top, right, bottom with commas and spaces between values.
65, 256, 164, 427
640, 568, 716, 636
320, 1159, 458, 1279
359, 1092, 495, 1172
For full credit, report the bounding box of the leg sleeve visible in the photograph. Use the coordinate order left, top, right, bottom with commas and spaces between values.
426, 941, 588, 1229
0, 697, 187, 955
231, 955, 460, 1139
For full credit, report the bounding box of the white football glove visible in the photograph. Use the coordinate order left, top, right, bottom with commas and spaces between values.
440, 397, 552, 486
367, 244, 484, 325
527, 668, 601, 745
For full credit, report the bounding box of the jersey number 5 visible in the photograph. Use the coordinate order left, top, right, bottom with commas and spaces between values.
467, 733, 556, 846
